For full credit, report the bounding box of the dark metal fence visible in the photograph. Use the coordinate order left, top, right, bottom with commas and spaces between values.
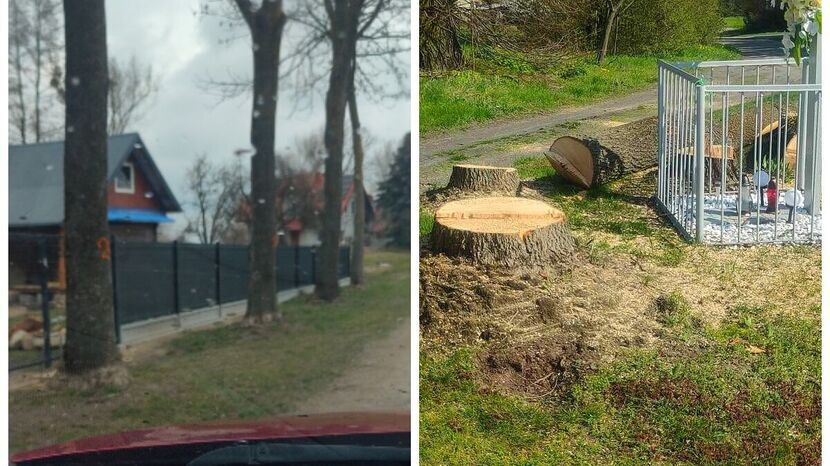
112, 240, 351, 325
9, 233, 62, 371
9, 233, 351, 371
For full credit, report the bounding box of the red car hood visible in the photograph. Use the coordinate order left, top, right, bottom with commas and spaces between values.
11, 411, 409, 463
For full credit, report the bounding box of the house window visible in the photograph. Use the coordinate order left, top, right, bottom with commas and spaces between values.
114, 162, 135, 194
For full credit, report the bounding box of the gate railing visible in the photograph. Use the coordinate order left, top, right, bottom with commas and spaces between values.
656, 57, 821, 245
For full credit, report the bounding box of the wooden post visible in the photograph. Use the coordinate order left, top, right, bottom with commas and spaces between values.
58, 231, 67, 290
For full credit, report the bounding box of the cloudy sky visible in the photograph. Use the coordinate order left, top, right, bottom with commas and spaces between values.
105, 0, 411, 229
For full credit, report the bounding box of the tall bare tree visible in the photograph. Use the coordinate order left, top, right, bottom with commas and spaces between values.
315, 1, 362, 301
52, 54, 159, 135
597, 0, 637, 64
184, 155, 246, 244
108, 56, 159, 134
9, 0, 31, 144
62, 0, 118, 374
8, 0, 63, 144
347, 56, 366, 285
232, 0, 287, 323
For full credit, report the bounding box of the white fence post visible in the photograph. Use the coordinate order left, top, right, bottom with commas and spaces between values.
695, 81, 706, 242
803, 35, 821, 214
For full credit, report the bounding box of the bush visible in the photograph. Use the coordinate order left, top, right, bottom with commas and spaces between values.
741, 0, 786, 32
614, 0, 724, 55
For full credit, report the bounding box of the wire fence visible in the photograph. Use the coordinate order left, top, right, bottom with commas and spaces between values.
9, 233, 351, 371
656, 57, 821, 244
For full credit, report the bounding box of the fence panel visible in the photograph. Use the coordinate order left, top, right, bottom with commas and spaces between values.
219, 245, 249, 303
296, 247, 315, 286
338, 246, 351, 278
276, 247, 296, 291
113, 241, 176, 324
178, 243, 219, 311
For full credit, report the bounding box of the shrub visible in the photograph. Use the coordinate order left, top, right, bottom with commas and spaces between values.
741, 0, 786, 33
614, 0, 724, 55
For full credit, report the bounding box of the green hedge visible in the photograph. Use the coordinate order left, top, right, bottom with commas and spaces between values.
614, 0, 724, 55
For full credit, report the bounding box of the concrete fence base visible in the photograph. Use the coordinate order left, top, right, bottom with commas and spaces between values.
119, 278, 350, 347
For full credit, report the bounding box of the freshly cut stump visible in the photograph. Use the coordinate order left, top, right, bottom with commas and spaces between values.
431, 197, 575, 268
447, 164, 520, 194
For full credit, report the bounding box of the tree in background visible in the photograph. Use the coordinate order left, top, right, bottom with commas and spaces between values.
107, 56, 160, 134
419, 0, 463, 71
9, 0, 159, 143
597, 0, 638, 64
184, 155, 247, 244
231, 0, 287, 324
62, 0, 119, 374
52, 55, 159, 135
315, 0, 362, 301
376, 133, 411, 247
9, 0, 63, 144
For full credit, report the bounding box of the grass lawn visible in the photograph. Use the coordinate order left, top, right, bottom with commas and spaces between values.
9, 248, 410, 453
420, 45, 740, 134
723, 16, 746, 31
421, 304, 819, 464
419, 162, 820, 464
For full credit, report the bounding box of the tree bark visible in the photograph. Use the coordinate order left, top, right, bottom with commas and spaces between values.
431, 197, 575, 268
446, 164, 520, 194
317, 1, 360, 301
348, 57, 365, 286
234, 0, 286, 324
62, 0, 118, 373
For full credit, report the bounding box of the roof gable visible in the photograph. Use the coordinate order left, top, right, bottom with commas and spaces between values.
9, 133, 181, 227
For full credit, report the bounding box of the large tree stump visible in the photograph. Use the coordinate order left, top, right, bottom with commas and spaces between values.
447, 164, 521, 194
431, 197, 575, 267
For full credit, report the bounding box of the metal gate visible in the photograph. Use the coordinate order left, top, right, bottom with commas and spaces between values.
656, 57, 821, 244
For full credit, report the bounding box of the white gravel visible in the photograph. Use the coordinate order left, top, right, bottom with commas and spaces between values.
672, 193, 821, 244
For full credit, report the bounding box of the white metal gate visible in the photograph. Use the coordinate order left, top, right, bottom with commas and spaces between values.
656, 58, 822, 244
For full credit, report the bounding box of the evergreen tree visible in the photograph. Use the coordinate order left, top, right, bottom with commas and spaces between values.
377, 133, 411, 247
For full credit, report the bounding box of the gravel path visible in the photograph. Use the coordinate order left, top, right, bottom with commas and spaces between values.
294, 316, 411, 414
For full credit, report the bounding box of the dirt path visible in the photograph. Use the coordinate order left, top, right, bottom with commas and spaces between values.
421, 88, 657, 160
294, 316, 411, 414
420, 34, 791, 162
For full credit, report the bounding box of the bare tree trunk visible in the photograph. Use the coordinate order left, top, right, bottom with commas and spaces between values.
33, 3, 43, 142
62, 0, 118, 374
597, 3, 618, 65
234, 0, 286, 324
11, 0, 28, 144
347, 57, 365, 286
317, 1, 360, 301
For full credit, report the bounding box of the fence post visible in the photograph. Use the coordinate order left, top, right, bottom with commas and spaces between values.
656, 63, 665, 203
172, 240, 181, 324
37, 238, 52, 368
293, 244, 300, 288
311, 247, 317, 286
111, 235, 122, 344
695, 82, 706, 243
215, 242, 222, 319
